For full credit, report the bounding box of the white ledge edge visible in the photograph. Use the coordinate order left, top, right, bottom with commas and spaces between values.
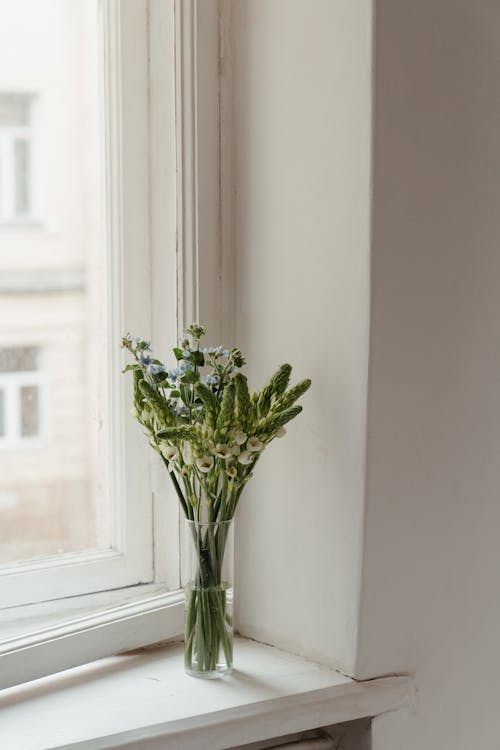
47, 643, 414, 750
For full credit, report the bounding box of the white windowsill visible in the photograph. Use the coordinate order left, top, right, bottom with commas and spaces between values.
0, 637, 413, 750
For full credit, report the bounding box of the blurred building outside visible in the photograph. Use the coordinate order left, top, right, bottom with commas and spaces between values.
0, 0, 102, 564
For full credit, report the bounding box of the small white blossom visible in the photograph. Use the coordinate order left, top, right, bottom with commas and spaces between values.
181, 466, 190, 477
196, 456, 214, 473
183, 443, 194, 465
233, 430, 247, 445
215, 444, 232, 460
130, 408, 139, 418
246, 436, 264, 452
226, 465, 237, 479
230, 444, 241, 456
276, 426, 287, 438
141, 409, 150, 422
161, 444, 179, 463
237, 450, 253, 466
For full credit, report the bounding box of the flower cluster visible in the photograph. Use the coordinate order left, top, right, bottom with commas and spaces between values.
122, 324, 311, 522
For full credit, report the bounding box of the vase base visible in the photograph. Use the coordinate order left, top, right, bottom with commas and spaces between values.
185, 665, 233, 680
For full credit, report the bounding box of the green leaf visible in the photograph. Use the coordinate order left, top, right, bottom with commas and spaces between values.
191, 350, 205, 366
156, 425, 196, 441
122, 363, 140, 373
181, 369, 199, 384
173, 347, 184, 360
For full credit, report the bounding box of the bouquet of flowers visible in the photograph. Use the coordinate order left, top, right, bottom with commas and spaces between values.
122, 323, 310, 676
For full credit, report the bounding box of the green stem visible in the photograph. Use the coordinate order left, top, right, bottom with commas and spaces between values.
162, 456, 190, 518
184, 523, 233, 674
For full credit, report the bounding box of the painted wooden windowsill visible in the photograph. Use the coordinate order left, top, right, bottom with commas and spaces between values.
0, 638, 413, 750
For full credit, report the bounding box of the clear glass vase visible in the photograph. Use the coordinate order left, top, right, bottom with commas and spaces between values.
182, 519, 234, 678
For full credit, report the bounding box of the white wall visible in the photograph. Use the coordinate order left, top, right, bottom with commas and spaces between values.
357, 0, 500, 747
230, 0, 500, 744
230, 0, 373, 675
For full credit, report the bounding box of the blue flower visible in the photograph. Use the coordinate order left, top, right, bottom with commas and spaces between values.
124, 333, 144, 349
178, 361, 195, 373
137, 351, 152, 366
147, 363, 166, 375
203, 374, 220, 385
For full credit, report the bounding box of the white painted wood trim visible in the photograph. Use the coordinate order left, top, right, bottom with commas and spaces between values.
175, 0, 222, 339
88, 677, 411, 750
148, 0, 181, 591
175, 0, 199, 331
218, 0, 237, 345
0, 639, 414, 750
264, 741, 334, 750
0, 592, 184, 690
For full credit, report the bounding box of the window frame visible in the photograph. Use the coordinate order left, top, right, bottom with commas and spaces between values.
0, 0, 158, 611
0, 93, 36, 224
0, 0, 223, 690
0, 346, 46, 449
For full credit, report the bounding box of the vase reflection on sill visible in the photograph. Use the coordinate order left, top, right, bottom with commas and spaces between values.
183, 518, 234, 678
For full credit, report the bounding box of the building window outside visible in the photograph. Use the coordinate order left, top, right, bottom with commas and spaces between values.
0, 346, 43, 448
0, 93, 35, 222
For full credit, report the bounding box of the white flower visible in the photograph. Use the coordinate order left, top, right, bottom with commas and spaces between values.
276, 426, 287, 438
196, 456, 214, 473
226, 465, 237, 479
215, 444, 232, 460
233, 430, 247, 446
161, 444, 179, 463
230, 444, 241, 456
129, 408, 139, 418
246, 436, 264, 452
141, 409, 150, 422
181, 466, 190, 477
237, 450, 253, 466
183, 443, 194, 465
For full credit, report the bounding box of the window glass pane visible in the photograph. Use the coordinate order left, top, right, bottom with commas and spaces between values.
14, 138, 30, 214
20, 385, 38, 437
0, 346, 37, 372
0, 94, 31, 127
0, 390, 4, 437
0, 1, 106, 565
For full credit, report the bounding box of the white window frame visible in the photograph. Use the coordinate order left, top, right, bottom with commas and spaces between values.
0, 93, 37, 224
0, 0, 156, 612
0, 347, 46, 449
0, 0, 223, 690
